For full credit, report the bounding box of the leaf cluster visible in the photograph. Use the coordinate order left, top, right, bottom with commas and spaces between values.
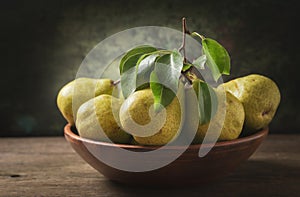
119, 34, 231, 124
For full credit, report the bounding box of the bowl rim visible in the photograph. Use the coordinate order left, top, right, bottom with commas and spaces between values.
64, 124, 269, 150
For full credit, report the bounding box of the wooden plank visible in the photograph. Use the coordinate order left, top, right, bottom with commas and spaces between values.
0, 135, 299, 196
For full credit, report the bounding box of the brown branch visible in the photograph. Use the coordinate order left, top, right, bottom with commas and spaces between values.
178, 17, 191, 63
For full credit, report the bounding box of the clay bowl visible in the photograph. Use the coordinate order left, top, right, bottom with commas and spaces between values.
64, 124, 268, 187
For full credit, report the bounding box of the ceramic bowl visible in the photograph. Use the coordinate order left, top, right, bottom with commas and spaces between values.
64, 124, 268, 186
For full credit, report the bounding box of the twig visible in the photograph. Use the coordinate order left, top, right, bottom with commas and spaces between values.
178, 17, 190, 63
180, 73, 192, 85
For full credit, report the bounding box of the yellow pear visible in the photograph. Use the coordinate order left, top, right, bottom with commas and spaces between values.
57, 78, 115, 125
119, 89, 182, 145
193, 90, 245, 143
76, 94, 131, 143
220, 74, 280, 132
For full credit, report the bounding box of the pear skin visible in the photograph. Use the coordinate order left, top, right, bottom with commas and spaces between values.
57, 78, 115, 125
193, 91, 245, 143
76, 94, 131, 143
220, 74, 280, 132
119, 89, 182, 145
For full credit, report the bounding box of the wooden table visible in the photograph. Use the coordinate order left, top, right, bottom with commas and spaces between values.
1, 135, 299, 196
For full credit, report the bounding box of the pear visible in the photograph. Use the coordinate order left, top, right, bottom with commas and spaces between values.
193, 90, 245, 143
57, 78, 115, 125
119, 89, 182, 146
180, 85, 202, 145
76, 94, 131, 143
220, 74, 280, 132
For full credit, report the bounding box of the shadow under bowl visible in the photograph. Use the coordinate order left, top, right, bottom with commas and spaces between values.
64, 124, 268, 187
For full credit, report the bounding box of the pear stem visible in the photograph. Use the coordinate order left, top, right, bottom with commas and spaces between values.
113, 79, 120, 86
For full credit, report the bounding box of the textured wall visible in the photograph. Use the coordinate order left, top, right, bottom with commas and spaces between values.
1, 0, 299, 136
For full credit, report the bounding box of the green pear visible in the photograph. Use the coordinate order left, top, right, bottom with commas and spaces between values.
76, 94, 131, 143
57, 78, 115, 125
119, 89, 182, 146
193, 90, 245, 143
220, 74, 280, 132
180, 85, 202, 145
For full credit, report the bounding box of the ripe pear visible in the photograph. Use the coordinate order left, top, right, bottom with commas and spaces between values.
193, 90, 245, 143
220, 74, 280, 132
57, 78, 115, 125
179, 85, 201, 145
119, 89, 182, 146
76, 94, 131, 143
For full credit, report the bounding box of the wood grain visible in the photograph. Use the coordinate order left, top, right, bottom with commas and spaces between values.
1, 135, 299, 196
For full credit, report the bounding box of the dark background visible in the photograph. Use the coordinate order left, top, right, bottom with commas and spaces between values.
1, 0, 299, 136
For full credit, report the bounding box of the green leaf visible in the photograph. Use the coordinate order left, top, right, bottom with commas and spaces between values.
154, 50, 184, 92
119, 46, 157, 98
150, 72, 176, 112
120, 53, 144, 98
149, 50, 184, 112
202, 38, 231, 81
136, 54, 160, 89
192, 54, 207, 70
182, 63, 192, 72
193, 80, 218, 125
119, 45, 157, 74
